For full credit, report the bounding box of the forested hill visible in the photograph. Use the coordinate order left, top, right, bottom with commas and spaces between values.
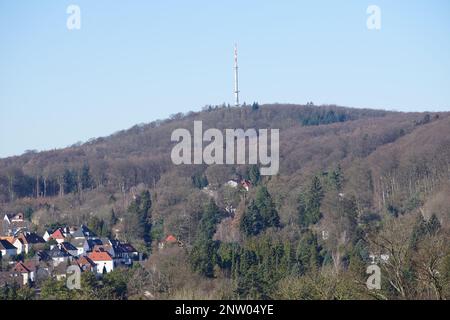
0, 103, 392, 198
1, 103, 450, 299
0, 104, 444, 203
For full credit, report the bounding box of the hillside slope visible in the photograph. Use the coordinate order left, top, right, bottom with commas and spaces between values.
1, 103, 450, 299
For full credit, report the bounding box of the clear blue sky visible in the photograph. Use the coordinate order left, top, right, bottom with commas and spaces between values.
1, 0, 449, 158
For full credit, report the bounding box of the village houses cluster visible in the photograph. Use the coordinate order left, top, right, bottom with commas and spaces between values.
0, 212, 139, 287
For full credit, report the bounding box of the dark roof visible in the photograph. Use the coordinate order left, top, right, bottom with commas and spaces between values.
0, 239, 16, 250
48, 246, 70, 258
73, 225, 96, 239
37, 250, 51, 261
60, 242, 77, 252
71, 228, 85, 239
13, 262, 31, 273
70, 238, 86, 248
121, 243, 138, 253
110, 239, 120, 247
87, 239, 102, 248
18, 232, 45, 244
75, 256, 96, 269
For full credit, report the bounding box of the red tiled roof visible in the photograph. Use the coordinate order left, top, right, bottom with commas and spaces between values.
165, 235, 177, 243
76, 256, 96, 269
13, 262, 30, 273
51, 229, 65, 240
88, 251, 113, 262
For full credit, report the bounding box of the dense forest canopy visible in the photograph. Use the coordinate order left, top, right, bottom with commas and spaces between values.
1, 103, 450, 300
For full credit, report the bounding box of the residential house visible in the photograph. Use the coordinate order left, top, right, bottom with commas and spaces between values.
70, 238, 90, 256
88, 250, 114, 274
119, 243, 138, 264
111, 240, 139, 264
74, 256, 96, 272
48, 246, 71, 267
165, 235, 177, 244
49, 229, 66, 244
226, 180, 239, 188
0, 239, 17, 258
12, 261, 36, 285
72, 225, 97, 240
92, 243, 115, 258
158, 235, 178, 250
43, 229, 53, 242
86, 238, 103, 252
59, 242, 79, 257
1, 213, 29, 236
36, 250, 51, 262
13, 232, 45, 255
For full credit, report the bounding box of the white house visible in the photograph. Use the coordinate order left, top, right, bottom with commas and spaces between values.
12, 261, 36, 285
59, 242, 79, 257
226, 180, 239, 188
48, 246, 71, 267
43, 230, 52, 242
70, 238, 90, 256
49, 229, 66, 244
13, 232, 45, 254
13, 238, 25, 255
0, 239, 17, 257
88, 250, 114, 274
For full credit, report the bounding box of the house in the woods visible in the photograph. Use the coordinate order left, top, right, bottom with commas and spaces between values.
166, 235, 177, 243
119, 243, 139, 264
226, 180, 239, 188
110, 240, 138, 265
369, 253, 390, 264
240, 180, 252, 191
158, 235, 180, 250
72, 225, 97, 240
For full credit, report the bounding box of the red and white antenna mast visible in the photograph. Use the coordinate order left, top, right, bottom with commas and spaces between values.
234, 44, 240, 107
